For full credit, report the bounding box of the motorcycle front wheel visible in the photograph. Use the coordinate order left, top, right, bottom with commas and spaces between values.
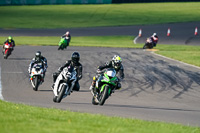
4, 51, 8, 59
56, 84, 68, 103
33, 76, 40, 91
92, 96, 99, 105
58, 44, 64, 50
99, 85, 110, 106
53, 96, 57, 102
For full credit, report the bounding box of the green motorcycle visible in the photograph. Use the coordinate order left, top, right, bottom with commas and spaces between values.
92, 68, 119, 106
58, 37, 68, 50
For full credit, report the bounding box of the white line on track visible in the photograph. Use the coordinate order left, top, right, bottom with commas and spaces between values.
0, 65, 4, 100
133, 35, 139, 44
151, 52, 200, 70
2, 72, 23, 74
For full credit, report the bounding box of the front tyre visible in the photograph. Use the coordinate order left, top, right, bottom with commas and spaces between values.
53, 96, 58, 103
4, 52, 8, 59
58, 46, 61, 50
99, 85, 110, 106
58, 44, 64, 50
4, 54, 8, 59
33, 76, 40, 91
57, 84, 67, 103
143, 43, 147, 49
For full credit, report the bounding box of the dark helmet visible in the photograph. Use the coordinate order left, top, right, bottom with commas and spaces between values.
71, 52, 80, 64
35, 51, 41, 62
112, 55, 122, 70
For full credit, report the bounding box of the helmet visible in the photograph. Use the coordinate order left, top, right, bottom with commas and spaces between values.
66, 31, 69, 35
71, 52, 80, 64
112, 55, 122, 69
152, 33, 157, 36
8, 36, 12, 42
152, 33, 158, 41
35, 51, 41, 62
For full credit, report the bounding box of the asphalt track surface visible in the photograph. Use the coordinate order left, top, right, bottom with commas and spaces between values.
1, 22, 200, 127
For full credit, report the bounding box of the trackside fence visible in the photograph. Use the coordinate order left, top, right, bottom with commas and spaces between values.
1, 0, 200, 5
112, 0, 200, 3
0, 0, 112, 5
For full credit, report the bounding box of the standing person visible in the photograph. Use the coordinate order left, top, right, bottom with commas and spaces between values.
52, 52, 82, 91
89, 55, 124, 96
28, 51, 48, 81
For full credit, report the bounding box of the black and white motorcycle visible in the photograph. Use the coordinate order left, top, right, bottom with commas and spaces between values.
53, 66, 77, 103
143, 37, 154, 49
30, 63, 44, 91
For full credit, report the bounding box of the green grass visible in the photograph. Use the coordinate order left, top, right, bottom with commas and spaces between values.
1, 35, 200, 67
0, 100, 199, 133
1, 2, 200, 132
0, 36, 141, 48
156, 44, 200, 67
0, 2, 200, 28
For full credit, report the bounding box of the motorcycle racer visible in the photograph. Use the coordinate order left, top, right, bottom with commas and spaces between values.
151, 33, 159, 47
52, 52, 82, 91
2, 36, 15, 53
61, 31, 71, 47
28, 51, 48, 81
89, 55, 124, 95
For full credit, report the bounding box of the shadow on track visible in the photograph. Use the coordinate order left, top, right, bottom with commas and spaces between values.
39, 90, 52, 92
104, 104, 200, 113
7, 57, 31, 61
121, 52, 200, 99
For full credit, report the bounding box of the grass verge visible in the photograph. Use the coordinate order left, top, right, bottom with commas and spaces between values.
0, 100, 199, 133
0, 36, 141, 47
156, 44, 200, 67
0, 2, 200, 28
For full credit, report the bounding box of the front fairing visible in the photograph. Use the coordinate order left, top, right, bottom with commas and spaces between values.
59, 38, 68, 46
101, 75, 117, 86
31, 64, 44, 77
62, 68, 77, 82
54, 68, 77, 96
96, 70, 118, 90
4, 43, 13, 49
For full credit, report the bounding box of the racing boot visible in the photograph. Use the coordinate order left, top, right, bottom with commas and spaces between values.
89, 77, 96, 96
40, 78, 44, 84
2, 48, 5, 54
51, 83, 55, 90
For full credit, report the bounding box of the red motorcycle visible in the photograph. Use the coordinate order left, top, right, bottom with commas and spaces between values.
3, 42, 13, 59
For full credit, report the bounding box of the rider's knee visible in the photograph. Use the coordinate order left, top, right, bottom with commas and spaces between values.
53, 72, 59, 82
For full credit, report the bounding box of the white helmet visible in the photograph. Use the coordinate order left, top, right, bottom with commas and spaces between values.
153, 33, 157, 36
66, 31, 69, 35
